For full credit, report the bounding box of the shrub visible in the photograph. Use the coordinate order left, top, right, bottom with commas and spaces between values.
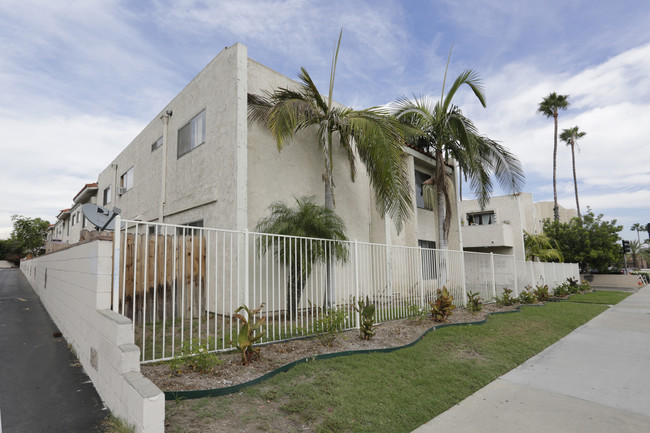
533, 284, 550, 301
314, 308, 347, 347
466, 291, 483, 313
233, 303, 266, 365
429, 287, 456, 322
407, 302, 428, 324
566, 277, 581, 294
496, 288, 516, 306
354, 296, 375, 340
168, 339, 221, 375
553, 283, 570, 297
579, 281, 592, 292
518, 288, 538, 304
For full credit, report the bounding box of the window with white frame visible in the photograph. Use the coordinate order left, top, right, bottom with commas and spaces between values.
120, 167, 134, 193
103, 186, 112, 205
177, 110, 206, 158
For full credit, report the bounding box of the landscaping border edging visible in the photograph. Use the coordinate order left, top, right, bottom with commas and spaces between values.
164, 303, 547, 401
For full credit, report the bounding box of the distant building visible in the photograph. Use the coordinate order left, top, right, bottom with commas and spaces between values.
460, 193, 576, 261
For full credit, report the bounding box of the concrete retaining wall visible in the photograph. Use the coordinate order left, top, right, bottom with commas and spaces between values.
20, 240, 164, 433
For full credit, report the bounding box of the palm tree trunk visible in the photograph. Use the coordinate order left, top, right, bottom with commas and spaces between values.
553, 112, 559, 221
437, 191, 447, 250
324, 180, 334, 307
570, 143, 581, 218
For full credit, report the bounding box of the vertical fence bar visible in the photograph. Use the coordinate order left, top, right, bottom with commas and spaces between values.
112, 215, 121, 312
490, 252, 496, 299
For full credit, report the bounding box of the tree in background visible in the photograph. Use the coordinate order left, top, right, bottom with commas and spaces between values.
523, 230, 563, 262
537, 92, 570, 221
0, 238, 22, 265
559, 126, 586, 218
255, 196, 349, 313
9, 215, 50, 257
630, 223, 644, 244
542, 209, 622, 273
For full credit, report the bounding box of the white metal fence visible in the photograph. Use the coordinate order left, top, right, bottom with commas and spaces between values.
110, 217, 579, 363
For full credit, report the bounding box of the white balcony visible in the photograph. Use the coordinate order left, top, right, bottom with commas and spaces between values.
462, 222, 514, 248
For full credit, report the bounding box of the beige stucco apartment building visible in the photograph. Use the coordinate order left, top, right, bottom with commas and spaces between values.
51, 43, 461, 251
460, 193, 576, 260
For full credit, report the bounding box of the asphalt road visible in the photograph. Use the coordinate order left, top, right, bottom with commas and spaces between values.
0, 268, 107, 433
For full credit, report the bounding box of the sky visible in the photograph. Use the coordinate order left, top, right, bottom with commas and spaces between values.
1, 0, 649, 242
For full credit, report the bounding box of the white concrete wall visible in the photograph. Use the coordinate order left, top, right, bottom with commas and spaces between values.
20, 241, 164, 433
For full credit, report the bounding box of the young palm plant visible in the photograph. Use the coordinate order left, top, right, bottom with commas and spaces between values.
523, 230, 564, 262
560, 126, 586, 219
255, 196, 349, 314
392, 49, 524, 249
537, 92, 570, 221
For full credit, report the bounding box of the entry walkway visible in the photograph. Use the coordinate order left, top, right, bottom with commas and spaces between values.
414, 285, 650, 433
0, 268, 107, 432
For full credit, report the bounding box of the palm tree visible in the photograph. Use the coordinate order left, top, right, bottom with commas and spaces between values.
559, 126, 586, 218
631, 223, 644, 244
255, 196, 349, 315
537, 92, 570, 221
247, 30, 412, 231
629, 240, 642, 269
524, 230, 564, 262
392, 53, 525, 249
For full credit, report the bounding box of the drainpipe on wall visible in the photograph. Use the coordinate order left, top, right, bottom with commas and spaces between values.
159, 110, 172, 223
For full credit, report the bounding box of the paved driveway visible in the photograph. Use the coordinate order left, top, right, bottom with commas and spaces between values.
0, 269, 107, 433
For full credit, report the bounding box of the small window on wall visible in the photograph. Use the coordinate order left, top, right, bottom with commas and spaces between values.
414, 170, 434, 210
120, 167, 134, 193
177, 110, 206, 158
151, 136, 163, 152
103, 186, 112, 205
176, 219, 204, 236
467, 211, 495, 226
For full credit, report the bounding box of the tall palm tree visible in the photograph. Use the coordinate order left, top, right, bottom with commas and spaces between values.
629, 240, 641, 269
631, 223, 644, 244
247, 30, 412, 231
537, 92, 570, 221
523, 230, 564, 262
559, 126, 586, 218
392, 53, 525, 249
256, 196, 349, 315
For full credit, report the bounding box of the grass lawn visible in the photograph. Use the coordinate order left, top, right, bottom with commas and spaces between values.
165, 296, 616, 433
561, 290, 631, 305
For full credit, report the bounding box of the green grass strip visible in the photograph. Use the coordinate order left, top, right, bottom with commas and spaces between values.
559, 290, 631, 304
165, 297, 615, 433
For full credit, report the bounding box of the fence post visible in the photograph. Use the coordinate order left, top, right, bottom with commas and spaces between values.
460, 250, 467, 307
490, 252, 496, 299
512, 255, 518, 297
354, 240, 359, 329
419, 247, 425, 308
112, 215, 121, 313
243, 229, 249, 308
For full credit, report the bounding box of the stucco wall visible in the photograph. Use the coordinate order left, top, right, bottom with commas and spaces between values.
20, 241, 164, 433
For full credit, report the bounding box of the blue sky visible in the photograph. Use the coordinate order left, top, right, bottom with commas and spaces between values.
1, 0, 649, 242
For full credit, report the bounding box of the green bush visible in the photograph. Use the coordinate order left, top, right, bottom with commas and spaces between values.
518, 288, 538, 304
466, 291, 483, 313
407, 302, 428, 324
314, 308, 347, 347
168, 339, 221, 375
495, 288, 516, 306
553, 283, 570, 297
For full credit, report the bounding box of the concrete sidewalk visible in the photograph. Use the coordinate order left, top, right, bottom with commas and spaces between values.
413, 285, 650, 433
0, 268, 107, 432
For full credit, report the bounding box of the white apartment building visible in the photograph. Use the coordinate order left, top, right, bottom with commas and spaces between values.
51, 43, 461, 251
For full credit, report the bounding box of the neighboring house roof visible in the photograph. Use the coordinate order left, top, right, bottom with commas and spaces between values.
57, 209, 71, 220
73, 182, 99, 204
